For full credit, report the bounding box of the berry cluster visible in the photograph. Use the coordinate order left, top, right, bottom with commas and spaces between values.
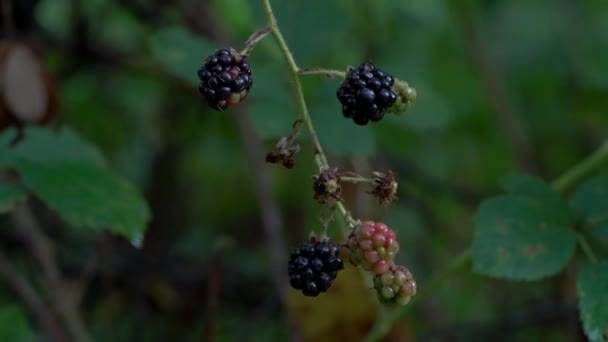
347, 221, 399, 274
288, 239, 344, 297
197, 48, 253, 111
337, 63, 397, 125
373, 265, 417, 306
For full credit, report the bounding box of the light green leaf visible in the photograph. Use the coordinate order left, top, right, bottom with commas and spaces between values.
0, 305, 36, 342
0, 182, 27, 214
16, 161, 150, 239
150, 27, 216, 86
473, 175, 576, 280
0, 127, 105, 167
577, 261, 608, 342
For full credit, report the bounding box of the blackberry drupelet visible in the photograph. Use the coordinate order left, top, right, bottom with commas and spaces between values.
288, 240, 344, 297
197, 48, 253, 111
373, 265, 417, 306
337, 63, 397, 125
347, 221, 399, 274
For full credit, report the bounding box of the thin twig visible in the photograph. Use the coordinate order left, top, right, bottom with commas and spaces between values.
298, 67, 345, 79
241, 26, 272, 56
261, 0, 355, 230
551, 140, 608, 194
0, 249, 68, 341
13, 204, 91, 342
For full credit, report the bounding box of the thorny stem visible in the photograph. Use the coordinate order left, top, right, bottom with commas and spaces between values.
261, 0, 359, 230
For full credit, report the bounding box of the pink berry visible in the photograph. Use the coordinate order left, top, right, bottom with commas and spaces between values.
346, 220, 400, 273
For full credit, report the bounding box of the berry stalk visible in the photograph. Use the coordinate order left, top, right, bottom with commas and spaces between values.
260, 0, 356, 229
298, 67, 346, 78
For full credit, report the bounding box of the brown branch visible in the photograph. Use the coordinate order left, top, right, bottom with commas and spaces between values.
0, 249, 68, 341
447, 0, 540, 173
13, 204, 91, 342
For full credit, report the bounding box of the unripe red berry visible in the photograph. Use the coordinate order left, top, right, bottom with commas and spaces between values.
347, 221, 399, 274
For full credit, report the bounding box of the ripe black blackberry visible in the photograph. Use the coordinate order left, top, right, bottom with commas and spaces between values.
288, 239, 344, 297
336, 63, 397, 125
197, 48, 253, 111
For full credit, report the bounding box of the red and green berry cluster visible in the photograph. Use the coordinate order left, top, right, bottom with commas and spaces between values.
347, 220, 416, 305
373, 265, 417, 305
347, 221, 399, 274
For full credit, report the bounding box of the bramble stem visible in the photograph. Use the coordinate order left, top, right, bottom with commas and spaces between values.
341, 176, 374, 184
261, 0, 360, 229
551, 140, 608, 194
577, 233, 598, 264
298, 67, 346, 78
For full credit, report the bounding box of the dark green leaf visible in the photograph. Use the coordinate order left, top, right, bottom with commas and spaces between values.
571, 175, 608, 227
150, 27, 216, 86
577, 261, 608, 342
0, 127, 105, 167
0, 305, 36, 341
248, 64, 295, 139
16, 161, 150, 240
473, 190, 576, 280
0, 182, 27, 214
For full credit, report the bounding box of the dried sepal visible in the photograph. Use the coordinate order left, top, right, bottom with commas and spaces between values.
370, 170, 398, 207
266, 120, 302, 169
312, 167, 342, 204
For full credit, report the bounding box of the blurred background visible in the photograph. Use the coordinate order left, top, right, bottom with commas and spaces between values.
1, 0, 607, 340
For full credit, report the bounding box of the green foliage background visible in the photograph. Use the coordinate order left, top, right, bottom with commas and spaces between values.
1, 0, 607, 340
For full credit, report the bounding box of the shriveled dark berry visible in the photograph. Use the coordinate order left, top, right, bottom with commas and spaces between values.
287, 240, 344, 297
337, 63, 398, 125
198, 48, 253, 110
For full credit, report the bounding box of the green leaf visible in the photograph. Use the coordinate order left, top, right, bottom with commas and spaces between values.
473, 175, 576, 280
571, 175, 608, 227
16, 161, 150, 239
0, 127, 105, 167
577, 261, 608, 342
502, 174, 562, 202
248, 64, 295, 139
0, 305, 36, 341
0, 127, 150, 240
0, 182, 27, 214
150, 27, 216, 86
